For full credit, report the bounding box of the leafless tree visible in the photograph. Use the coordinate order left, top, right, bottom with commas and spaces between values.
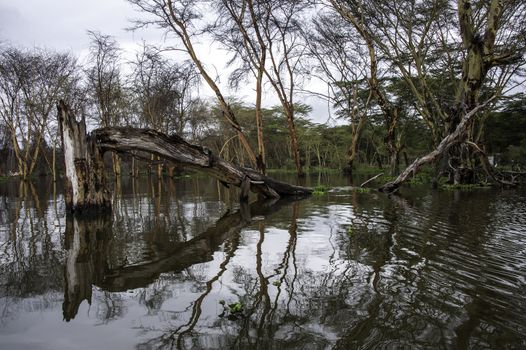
86, 31, 126, 176
127, 0, 258, 169
0, 47, 79, 179
129, 44, 200, 177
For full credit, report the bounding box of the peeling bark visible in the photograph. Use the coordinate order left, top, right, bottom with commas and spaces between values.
58, 101, 111, 212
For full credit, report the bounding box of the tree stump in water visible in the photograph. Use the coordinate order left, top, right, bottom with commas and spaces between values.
58, 101, 112, 212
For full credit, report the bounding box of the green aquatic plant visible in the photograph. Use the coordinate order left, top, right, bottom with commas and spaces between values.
353, 187, 370, 193
441, 183, 492, 191
312, 185, 330, 196
229, 302, 243, 314
218, 300, 244, 320
347, 227, 353, 236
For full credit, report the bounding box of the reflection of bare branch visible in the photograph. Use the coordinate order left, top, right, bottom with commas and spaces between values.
268, 202, 299, 326
286, 202, 299, 315
136, 198, 299, 349
171, 232, 240, 349
255, 222, 271, 335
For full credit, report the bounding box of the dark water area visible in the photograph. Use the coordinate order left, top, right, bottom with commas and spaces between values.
0, 175, 525, 349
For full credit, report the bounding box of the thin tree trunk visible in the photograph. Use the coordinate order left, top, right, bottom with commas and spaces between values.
112, 152, 121, 177
285, 106, 304, 177
52, 141, 56, 182
347, 116, 366, 175
156, 156, 163, 179
255, 70, 266, 174
163, 9, 257, 168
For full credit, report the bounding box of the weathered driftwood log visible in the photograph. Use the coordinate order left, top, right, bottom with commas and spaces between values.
58, 101, 311, 212
58, 101, 111, 212
379, 97, 496, 193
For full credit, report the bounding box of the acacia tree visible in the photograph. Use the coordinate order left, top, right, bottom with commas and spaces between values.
0, 47, 78, 179
257, 0, 311, 177
306, 10, 374, 175
212, 0, 270, 173
330, 0, 526, 184
328, 1, 411, 175
86, 31, 126, 176
127, 0, 258, 169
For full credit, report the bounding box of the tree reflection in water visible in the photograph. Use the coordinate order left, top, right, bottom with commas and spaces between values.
1, 177, 526, 349
60, 196, 295, 323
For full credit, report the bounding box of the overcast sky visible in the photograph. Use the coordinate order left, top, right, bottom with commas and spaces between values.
0, 0, 332, 124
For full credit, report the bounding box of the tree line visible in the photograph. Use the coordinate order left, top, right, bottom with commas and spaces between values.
1, 0, 525, 184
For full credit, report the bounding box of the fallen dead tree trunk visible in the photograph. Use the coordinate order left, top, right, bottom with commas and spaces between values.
379, 97, 497, 193
58, 101, 311, 212
93, 127, 311, 197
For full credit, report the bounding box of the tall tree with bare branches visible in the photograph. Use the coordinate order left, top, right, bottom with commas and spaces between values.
86, 31, 126, 176
0, 47, 78, 179
127, 0, 258, 169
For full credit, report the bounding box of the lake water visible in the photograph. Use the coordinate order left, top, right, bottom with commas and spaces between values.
0, 175, 525, 349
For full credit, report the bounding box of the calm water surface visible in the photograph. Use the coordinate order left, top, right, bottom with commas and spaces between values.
0, 175, 525, 349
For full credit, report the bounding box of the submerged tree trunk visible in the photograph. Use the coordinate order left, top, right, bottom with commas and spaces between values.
255, 64, 266, 175
131, 153, 139, 178
111, 152, 121, 177
388, 147, 400, 177
346, 116, 366, 176
443, 0, 512, 183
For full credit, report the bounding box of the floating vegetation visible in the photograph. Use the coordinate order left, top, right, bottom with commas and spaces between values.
228, 302, 243, 313
353, 187, 371, 193
313, 185, 330, 196
219, 300, 244, 320
441, 183, 492, 191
